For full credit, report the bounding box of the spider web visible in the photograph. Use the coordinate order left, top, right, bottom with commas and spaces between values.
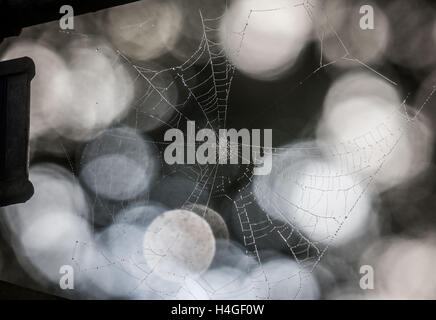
65, 0, 436, 299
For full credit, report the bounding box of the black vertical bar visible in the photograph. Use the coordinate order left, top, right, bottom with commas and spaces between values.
0, 57, 35, 207
0, 76, 7, 180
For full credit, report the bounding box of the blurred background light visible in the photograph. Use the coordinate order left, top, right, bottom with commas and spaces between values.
362, 235, 436, 299
220, 0, 313, 80
251, 257, 320, 300
176, 240, 258, 300
17, 211, 92, 287
58, 39, 135, 141
1, 38, 135, 142
143, 209, 216, 283
83, 222, 152, 298
253, 141, 374, 246
181, 266, 256, 300
317, 71, 434, 191
313, 1, 389, 68
79, 127, 158, 202
385, 0, 436, 73
104, 0, 183, 61
1, 164, 91, 291
3, 164, 89, 235
1, 41, 72, 139
323, 71, 401, 112
115, 202, 167, 226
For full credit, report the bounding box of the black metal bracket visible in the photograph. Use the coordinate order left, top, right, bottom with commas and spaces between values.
0, 57, 35, 207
